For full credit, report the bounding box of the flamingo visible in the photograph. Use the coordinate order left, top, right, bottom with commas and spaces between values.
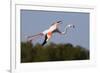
27, 21, 75, 46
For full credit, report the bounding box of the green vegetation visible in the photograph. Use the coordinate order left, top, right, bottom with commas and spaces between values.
21, 42, 89, 63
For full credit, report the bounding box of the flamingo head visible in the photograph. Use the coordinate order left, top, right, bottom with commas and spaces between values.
67, 24, 75, 28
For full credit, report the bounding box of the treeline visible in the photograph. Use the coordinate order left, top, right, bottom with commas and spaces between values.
21, 42, 89, 63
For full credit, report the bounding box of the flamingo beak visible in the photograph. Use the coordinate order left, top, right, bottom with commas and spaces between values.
73, 25, 75, 28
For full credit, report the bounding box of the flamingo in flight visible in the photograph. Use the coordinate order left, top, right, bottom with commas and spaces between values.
27, 21, 75, 46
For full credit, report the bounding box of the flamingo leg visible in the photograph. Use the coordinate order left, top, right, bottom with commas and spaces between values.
27, 33, 43, 42
27, 33, 43, 38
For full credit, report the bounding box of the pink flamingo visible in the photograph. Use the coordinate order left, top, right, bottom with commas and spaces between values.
27, 21, 75, 46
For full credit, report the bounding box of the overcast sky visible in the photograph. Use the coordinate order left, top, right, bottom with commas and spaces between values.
21, 9, 89, 49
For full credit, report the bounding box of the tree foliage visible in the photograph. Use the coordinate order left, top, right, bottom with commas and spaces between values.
21, 42, 89, 63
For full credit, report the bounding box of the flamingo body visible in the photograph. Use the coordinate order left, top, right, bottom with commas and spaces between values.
27, 21, 75, 46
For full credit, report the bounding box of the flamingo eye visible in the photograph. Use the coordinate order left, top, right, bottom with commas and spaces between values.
73, 25, 75, 28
